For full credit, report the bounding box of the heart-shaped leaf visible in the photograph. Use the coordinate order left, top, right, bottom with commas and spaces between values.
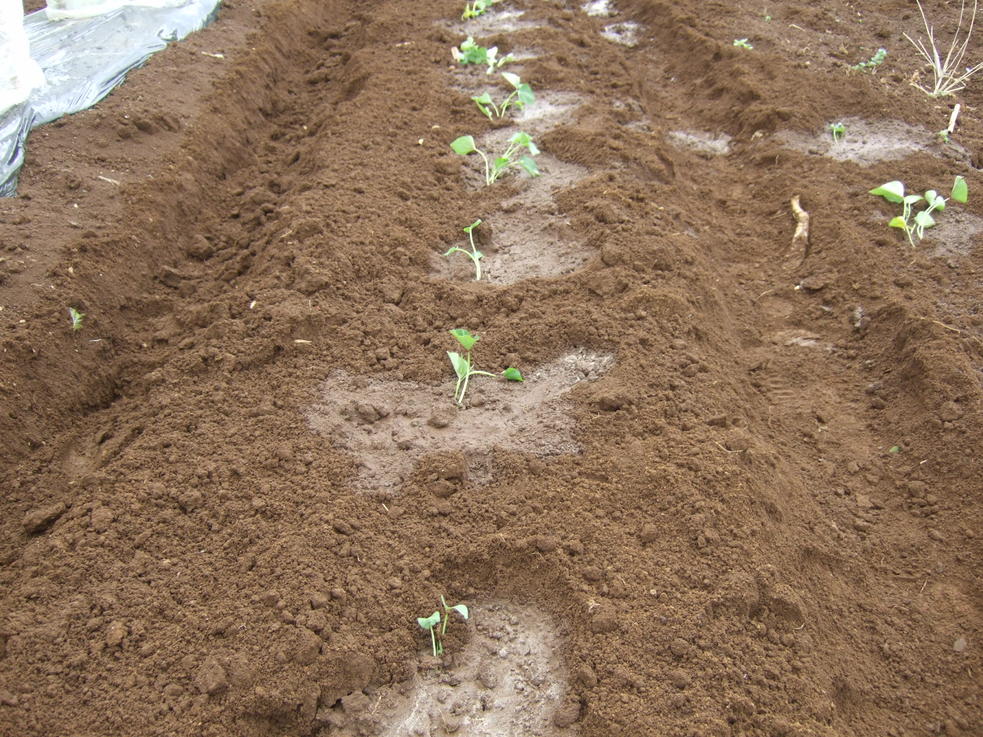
519, 156, 540, 176
450, 328, 479, 351
914, 210, 936, 229
447, 351, 469, 379
869, 181, 905, 203
952, 175, 968, 203
502, 367, 524, 382
450, 135, 477, 155
417, 612, 440, 630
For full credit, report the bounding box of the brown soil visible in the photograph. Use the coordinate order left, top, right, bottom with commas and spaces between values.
2, 0, 982, 735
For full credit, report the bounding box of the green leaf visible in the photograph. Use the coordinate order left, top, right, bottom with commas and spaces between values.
493, 156, 510, 170
519, 156, 540, 176
903, 194, 924, 205
417, 612, 440, 629
450, 328, 479, 351
501, 71, 521, 88
888, 216, 909, 230
516, 83, 535, 107
447, 351, 469, 379
869, 181, 905, 203
511, 131, 532, 147
450, 135, 477, 155
472, 93, 494, 119
914, 210, 936, 229
888, 445, 900, 454
450, 604, 469, 619
924, 190, 938, 204
463, 219, 482, 233
952, 175, 968, 203
502, 367, 524, 382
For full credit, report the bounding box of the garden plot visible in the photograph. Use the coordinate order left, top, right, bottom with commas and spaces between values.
365, 603, 573, 737
432, 209, 589, 284
599, 22, 640, 47
448, 6, 541, 35
666, 129, 733, 157
775, 117, 969, 165
306, 350, 614, 492
2, 0, 983, 736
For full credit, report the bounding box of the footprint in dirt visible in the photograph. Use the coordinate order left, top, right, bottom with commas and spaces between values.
305, 350, 613, 492
323, 602, 578, 736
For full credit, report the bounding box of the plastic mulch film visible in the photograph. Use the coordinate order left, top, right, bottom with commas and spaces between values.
0, 0, 221, 197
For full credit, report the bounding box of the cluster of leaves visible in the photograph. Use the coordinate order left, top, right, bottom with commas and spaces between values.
417, 596, 470, 657
452, 36, 514, 74
447, 329, 522, 406
829, 122, 845, 142
870, 176, 968, 246
851, 47, 887, 71
473, 72, 535, 119
733, 38, 753, 50
450, 131, 540, 186
461, 0, 500, 20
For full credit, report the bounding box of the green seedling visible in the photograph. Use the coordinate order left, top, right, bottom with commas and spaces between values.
472, 72, 535, 120
450, 131, 540, 186
447, 328, 522, 406
443, 219, 485, 280
851, 47, 887, 71
829, 122, 846, 142
452, 36, 515, 74
417, 596, 470, 657
462, 0, 500, 19
869, 176, 968, 246
68, 307, 84, 332
733, 38, 753, 49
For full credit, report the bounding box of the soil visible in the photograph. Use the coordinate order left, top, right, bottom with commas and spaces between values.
1, 0, 982, 736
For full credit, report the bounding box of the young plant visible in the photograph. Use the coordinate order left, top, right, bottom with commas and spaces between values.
472, 72, 535, 119
869, 176, 969, 246
417, 596, 470, 657
829, 122, 845, 142
450, 131, 540, 186
68, 307, 84, 332
851, 47, 887, 71
443, 219, 485, 280
447, 328, 522, 406
451, 36, 515, 74
733, 38, 753, 49
462, 0, 500, 20
904, 0, 982, 97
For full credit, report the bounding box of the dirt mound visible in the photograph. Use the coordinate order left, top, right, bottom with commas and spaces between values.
1, 0, 981, 735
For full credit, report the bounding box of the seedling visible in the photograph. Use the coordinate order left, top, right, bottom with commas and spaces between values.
443, 219, 485, 280
904, 0, 981, 97
472, 72, 535, 119
68, 307, 84, 332
452, 36, 515, 74
462, 0, 500, 20
447, 328, 522, 406
851, 47, 887, 71
417, 596, 470, 657
450, 131, 540, 186
869, 176, 969, 246
733, 38, 753, 49
829, 122, 846, 142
